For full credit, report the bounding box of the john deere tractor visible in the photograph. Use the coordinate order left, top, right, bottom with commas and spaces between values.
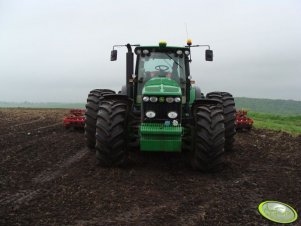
85, 40, 236, 172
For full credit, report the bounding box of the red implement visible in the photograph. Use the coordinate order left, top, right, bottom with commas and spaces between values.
63, 109, 85, 128
236, 110, 253, 130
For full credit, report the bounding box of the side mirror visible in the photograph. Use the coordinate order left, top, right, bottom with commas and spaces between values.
205, 49, 213, 61
111, 50, 117, 61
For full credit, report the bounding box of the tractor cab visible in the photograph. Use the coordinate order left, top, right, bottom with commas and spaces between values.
134, 44, 190, 105
135, 46, 188, 84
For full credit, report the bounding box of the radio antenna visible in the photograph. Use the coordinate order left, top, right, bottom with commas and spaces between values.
185, 22, 189, 40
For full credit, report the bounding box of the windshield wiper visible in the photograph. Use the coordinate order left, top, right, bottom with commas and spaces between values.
165, 53, 183, 69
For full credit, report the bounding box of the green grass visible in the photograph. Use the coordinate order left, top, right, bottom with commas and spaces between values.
248, 112, 301, 135
235, 97, 301, 115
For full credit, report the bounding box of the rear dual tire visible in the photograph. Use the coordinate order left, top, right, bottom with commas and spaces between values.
206, 92, 236, 151
85, 89, 115, 149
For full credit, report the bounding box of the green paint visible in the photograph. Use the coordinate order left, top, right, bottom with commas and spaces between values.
189, 86, 196, 106
140, 123, 182, 152
142, 77, 181, 96
258, 201, 298, 224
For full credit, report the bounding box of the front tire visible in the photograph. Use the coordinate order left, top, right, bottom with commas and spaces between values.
95, 98, 131, 166
190, 105, 225, 172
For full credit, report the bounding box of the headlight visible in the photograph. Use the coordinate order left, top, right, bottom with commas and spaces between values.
136, 49, 141, 54
172, 120, 179, 126
176, 50, 183, 55
184, 50, 190, 55
166, 97, 174, 103
174, 97, 181, 103
146, 111, 156, 118
150, 96, 158, 102
143, 96, 149, 102
142, 49, 150, 55
168, 111, 178, 119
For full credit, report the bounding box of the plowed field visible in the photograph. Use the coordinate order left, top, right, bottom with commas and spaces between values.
0, 108, 300, 225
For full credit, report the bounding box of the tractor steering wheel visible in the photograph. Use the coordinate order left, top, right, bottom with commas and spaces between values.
155, 65, 169, 71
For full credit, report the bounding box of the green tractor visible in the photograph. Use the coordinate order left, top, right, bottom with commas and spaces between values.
85, 40, 236, 172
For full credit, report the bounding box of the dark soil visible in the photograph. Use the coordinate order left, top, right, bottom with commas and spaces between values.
0, 108, 300, 226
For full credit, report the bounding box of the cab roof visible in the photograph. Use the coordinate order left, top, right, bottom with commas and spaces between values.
134, 46, 189, 54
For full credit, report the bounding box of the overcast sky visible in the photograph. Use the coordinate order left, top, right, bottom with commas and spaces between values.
0, 0, 300, 102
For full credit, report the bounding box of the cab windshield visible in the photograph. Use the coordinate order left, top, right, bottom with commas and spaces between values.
137, 52, 186, 83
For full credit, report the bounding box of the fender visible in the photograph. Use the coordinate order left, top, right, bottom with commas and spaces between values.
102, 94, 133, 108
192, 98, 222, 113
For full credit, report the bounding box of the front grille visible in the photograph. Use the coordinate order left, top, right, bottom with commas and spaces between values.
142, 100, 181, 122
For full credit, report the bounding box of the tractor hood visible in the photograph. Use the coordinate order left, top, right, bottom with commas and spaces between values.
142, 77, 182, 96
